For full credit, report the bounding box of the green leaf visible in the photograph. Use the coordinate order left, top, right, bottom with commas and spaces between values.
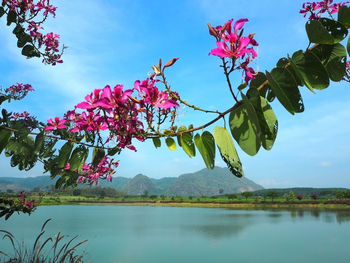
108, 146, 120, 156
277, 57, 303, 87
165, 137, 176, 151
0, 95, 8, 105
266, 89, 275, 102
12, 121, 30, 139
177, 126, 187, 147
276, 57, 289, 68
6, 11, 16, 26
246, 86, 260, 102
57, 142, 74, 168
249, 72, 269, 98
92, 147, 105, 167
238, 83, 248, 91
152, 137, 161, 148
40, 139, 57, 158
306, 18, 348, 44
291, 50, 330, 91
258, 97, 278, 150
2, 109, 10, 122
0, 7, 5, 17
33, 132, 44, 154
229, 94, 262, 156
180, 132, 196, 158
338, 5, 350, 27
55, 176, 65, 189
0, 128, 12, 154
311, 44, 347, 82
22, 45, 39, 58
17, 33, 32, 48
325, 44, 347, 82
13, 24, 24, 35
266, 68, 304, 115
194, 132, 215, 169
69, 146, 89, 171
213, 126, 243, 178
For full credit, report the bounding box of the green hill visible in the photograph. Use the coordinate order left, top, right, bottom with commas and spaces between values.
151, 177, 177, 192
0, 176, 55, 191
165, 167, 263, 196
0, 167, 263, 196
98, 176, 130, 190
121, 174, 158, 195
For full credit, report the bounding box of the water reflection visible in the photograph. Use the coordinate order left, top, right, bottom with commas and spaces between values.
336, 212, 350, 224
180, 208, 350, 239
1, 206, 350, 263
181, 224, 246, 239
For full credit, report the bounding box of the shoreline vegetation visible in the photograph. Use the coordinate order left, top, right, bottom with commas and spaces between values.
4, 187, 350, 211
66, 200, 350, 210
38, 196, 350, 210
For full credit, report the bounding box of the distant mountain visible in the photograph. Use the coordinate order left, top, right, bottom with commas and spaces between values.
98, 176, 129, 190
122, 174, 158, 195
0, 176, 54, 191
151, 177, 177, 191
165, 167, 263, 196
0, 167, 263, 196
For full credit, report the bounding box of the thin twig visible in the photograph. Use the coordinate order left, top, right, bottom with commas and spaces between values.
221, 58, 239, 102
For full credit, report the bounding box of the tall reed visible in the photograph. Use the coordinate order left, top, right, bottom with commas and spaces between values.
0, 219, 87, 263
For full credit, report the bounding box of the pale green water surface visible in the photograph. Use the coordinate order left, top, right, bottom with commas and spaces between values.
1, 205, 350, 263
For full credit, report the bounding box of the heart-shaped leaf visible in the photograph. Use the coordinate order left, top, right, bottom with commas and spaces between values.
194, 131, 215, 169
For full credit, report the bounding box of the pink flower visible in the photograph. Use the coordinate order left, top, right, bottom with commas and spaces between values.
106, 174, 113, 182
77, 156, 118, 185
209, 18, 256, 60
239, 58, 257, 84
77, 176, 86, 183
76, 89, 102, 110
97, 85, 133, 109
44, 117, 68, 131
134, 79, 178, 109
209, 18, 258, 84
300, 1, 349, 20
25, 200, 34, 209
64, 162, 70, 170
209, 38, 250, 58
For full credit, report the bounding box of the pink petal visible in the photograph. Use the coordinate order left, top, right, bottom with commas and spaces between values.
76, 101, 94, 109
234, 18, 248, 33
157, 100, 179, 109
209, 42, 232, 58
44, 126, 55, 131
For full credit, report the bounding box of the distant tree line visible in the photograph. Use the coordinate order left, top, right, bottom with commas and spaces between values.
48, 186, 126, 198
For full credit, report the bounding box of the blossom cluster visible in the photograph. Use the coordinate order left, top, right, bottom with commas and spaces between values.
300, 0, 348, 20
5, 83, 34, 100
44, 72, 179, 184
3, 0, 63, 65
18, 191, 34, 209
3, 0, 56, 17
11, 111, 38, 130
208, 18, 258, 84
76, 156, 118, 185
11, 111, 31, 120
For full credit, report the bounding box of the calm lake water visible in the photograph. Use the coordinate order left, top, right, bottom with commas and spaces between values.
1, 205, 350, 263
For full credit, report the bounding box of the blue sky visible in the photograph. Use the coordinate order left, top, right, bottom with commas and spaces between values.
0, 0, 349, 188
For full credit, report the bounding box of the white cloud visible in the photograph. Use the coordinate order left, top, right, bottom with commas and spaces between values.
320, 161, 332, 167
